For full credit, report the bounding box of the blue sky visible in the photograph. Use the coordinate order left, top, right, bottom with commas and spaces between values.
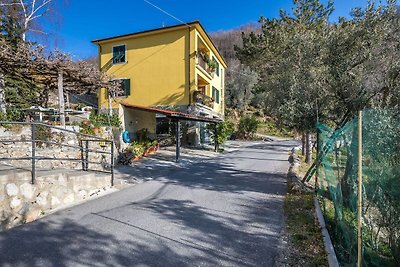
37, 0, 369, 59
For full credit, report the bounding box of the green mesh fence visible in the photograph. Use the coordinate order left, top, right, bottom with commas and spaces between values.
315, 109, 400, 266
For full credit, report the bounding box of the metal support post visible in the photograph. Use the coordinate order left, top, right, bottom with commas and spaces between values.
79, 139, 84, 171
175, 120, 180, 162
31, 124, 36, 184
111, 142, 114, 186
85, 140, 89, 171
214, 123, 218, 152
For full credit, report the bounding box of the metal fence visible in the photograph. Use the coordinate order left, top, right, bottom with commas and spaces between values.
0, 121, 115, 186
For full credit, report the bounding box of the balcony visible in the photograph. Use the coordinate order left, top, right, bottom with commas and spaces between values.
193, 90, 214, 109
197, 52, 215, 77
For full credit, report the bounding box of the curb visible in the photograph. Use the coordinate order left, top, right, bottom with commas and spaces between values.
314, 198, 340, 267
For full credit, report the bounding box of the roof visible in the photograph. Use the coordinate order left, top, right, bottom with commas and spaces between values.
121, 102, 223, 123
91, 21, 227, 68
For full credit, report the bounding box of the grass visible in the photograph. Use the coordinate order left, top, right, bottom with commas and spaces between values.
280, 148, 328, 266
283, 190, 328, 266
257, 120, 295, 138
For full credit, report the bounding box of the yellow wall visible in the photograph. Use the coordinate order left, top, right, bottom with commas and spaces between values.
97, 23, 226, 116
98, 28, 190, 108
122, 108, 156, 134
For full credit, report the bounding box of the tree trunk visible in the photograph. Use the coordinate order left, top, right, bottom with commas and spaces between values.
58, 71, 65, 127
305, 132, 312, 164
301, 132, 306, 156
0, 72, 6, 113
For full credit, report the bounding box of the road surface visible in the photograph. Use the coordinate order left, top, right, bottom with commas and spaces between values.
0, 140, 296, 267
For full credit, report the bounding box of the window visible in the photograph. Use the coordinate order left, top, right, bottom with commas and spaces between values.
212, 86, 220, 104
114, 78, 130, 97
212, 56, 220, 76
123, 79, 131, 96
112, 44, 126, 64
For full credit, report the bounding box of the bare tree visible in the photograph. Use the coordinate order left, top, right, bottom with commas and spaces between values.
0, 0, 53, 41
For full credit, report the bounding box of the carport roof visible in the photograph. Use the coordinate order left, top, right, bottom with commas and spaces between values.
120, 102, 223, 123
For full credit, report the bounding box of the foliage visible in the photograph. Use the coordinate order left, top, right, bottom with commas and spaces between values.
201, 53, 218, 72
0, 107, 25, 122
225, 65, 258, 112
316, 109, 400, 265
34, 124, 52, 148
136, 128, 150, 142
89, 111, 121, 128
257, 119, 295, 138
235, 0, 399, 132
237, 115, 259, 139
130, 141, 146, 157
79, 120, 95, 136
206, 121, 235, 146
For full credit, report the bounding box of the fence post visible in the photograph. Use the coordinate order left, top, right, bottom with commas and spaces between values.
357, 110, 363, 267
31, 124, 36, 184
110, 141, 114, 187
79, 139, 84, 171
85, 140, 89, 171
214, 123, 218, 152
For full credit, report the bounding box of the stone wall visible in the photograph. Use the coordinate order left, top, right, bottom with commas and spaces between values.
0, 170, 112, 231
0, 125, 113, 171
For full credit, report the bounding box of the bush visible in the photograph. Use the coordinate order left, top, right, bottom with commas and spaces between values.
89, 111, 121, 128
206, 121, 235, 146
238, 115, 259, 139
34, 125, 52, 148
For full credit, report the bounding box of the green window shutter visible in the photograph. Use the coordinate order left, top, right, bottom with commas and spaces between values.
212, 87, 219, 103
212, 57, 220, 76
212, 87, 216, 100
123, 79, 131, 96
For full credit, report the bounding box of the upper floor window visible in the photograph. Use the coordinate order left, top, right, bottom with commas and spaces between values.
113, 78, 130, 97
212, 86, 220, 104
212, 56, 220, 76
112, 44, 126, 64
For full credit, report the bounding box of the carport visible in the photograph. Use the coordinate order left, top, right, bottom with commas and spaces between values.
121, 102, 223, 162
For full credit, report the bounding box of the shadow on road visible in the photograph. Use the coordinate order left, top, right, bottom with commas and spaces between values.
0, 140, 294, 266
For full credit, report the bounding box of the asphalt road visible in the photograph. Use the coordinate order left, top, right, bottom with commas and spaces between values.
0, 139, 296, 267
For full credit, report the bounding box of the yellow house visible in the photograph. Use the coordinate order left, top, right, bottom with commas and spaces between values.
92, 21, 227, 144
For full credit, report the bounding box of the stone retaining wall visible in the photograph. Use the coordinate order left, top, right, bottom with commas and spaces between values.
0, 126, 113, 171
0, 170, 112, 231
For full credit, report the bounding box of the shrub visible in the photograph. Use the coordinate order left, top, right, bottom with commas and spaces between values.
238, 115, 259, 139
206, 121, 235, 146
131, 141, 146, 157
89, 111, 121, 128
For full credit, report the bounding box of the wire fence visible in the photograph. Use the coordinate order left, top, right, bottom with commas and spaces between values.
315, 109, 400, 267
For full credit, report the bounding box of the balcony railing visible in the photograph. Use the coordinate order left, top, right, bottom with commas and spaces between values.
193, 91, 214, 109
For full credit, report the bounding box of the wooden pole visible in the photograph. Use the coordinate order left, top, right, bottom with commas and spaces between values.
357, 110, 363, 267
58, 71, 66, 127
0, 72, 6, 113
108, 92, 113, 116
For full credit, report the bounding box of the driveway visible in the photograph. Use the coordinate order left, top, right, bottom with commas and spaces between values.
0, 139, 296, 267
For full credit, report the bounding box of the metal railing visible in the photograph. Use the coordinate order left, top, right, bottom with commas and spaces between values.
193, 90, 214, 109
0, 121, 115, 186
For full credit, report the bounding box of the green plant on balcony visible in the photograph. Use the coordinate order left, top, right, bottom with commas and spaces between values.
201, 53, 217, 73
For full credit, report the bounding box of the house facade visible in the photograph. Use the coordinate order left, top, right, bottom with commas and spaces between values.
92, 21, 227, 145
